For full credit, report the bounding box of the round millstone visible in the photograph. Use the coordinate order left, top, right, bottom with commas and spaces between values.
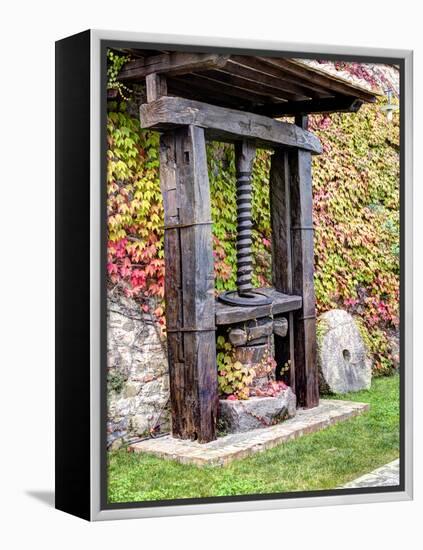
317, 309, 372, 394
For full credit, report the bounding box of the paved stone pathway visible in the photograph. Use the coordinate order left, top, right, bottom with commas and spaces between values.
342, 459, 400, 488
129, 399, 368, 466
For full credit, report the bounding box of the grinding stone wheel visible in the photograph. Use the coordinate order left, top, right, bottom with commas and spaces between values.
317, 309, 372, 394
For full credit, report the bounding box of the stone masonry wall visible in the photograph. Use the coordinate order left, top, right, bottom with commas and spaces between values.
107, 290, 170, 449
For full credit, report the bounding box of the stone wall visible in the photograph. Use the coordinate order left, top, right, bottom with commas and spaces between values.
107, 290, 170, 449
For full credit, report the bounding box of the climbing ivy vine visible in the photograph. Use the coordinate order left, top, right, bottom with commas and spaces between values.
107, 101, 166, 325
310, 102, 399, 375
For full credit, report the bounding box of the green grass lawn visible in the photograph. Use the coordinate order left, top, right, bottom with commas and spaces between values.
108, 375, 399, 503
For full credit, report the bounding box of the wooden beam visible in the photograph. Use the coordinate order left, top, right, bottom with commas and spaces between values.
182, 72, 282, 106
119, 52, 229, 81
228, 56, 322, 99
215, 288, 302, 325
140, 96, 322, 153
168, 77, 250, 110
295, 115, 309, 130
199, 69, 301, 102
145, 73, 167, 102
259, 96, 364, 117
159, 125, 218, 443
249, 56, 336, 96
270, 150, 295, 388
289, 145, 319, 408
258, 57, 376, 102
168, 78, 361, 117
270, 119, 319, 408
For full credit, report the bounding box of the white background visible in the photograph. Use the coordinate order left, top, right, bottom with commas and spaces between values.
0, 1, 421, 548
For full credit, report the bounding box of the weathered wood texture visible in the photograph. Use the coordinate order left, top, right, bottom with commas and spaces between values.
146, 73, 167, 102
257, 57, 376, 101
289, 146, 319, 407
270, 150, 295, 388
228, 328, 248, 347
228, 318, 274, 347
227, 57, 322, 99
159, 125, 218, 442
215, 287, 302, 325
140, 96, 322, 153
273, 317, 288, 338
258, 96, 364, 117
191, 70, 297, 103
270, 146, 319, 408
120, 52, 229, 80
235, 344, 268, 365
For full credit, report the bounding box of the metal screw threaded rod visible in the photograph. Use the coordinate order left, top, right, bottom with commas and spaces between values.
236, 170, 253, 294
218, 140, 271, 307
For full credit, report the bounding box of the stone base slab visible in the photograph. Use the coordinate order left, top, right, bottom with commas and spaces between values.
219, 389, 296, 433
128, 399, 369, 466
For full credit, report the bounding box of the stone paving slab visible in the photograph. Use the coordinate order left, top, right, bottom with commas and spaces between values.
341, 459, 400, 488
128, 399, 369, 466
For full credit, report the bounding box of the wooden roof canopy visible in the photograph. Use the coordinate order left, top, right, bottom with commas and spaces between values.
118, 50, 378, 118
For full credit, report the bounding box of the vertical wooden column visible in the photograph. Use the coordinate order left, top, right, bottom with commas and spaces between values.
289, 145, 319, 408
270, 120, 319, 408
269, 149, 295, 391
159, 125, 218, 442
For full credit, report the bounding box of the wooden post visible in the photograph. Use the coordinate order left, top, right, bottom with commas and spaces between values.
146, 73, 167, 102
270, 123, 319, 407
159, 125, 218, 442
289, 145, 319, 408
270, 149, 295, 391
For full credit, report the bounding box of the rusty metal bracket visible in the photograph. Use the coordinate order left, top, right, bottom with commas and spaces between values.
298, 314, 316, 321
163, 221, 213, 230
166, 327, 216, 333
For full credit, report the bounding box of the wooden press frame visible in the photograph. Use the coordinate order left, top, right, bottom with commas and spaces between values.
141, 93, 322, 441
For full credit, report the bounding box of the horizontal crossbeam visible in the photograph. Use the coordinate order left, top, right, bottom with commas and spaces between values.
215, 287, 302, 325
140, 96, 322, 153
119, 53, 229, 80
258, 96, 364, 117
